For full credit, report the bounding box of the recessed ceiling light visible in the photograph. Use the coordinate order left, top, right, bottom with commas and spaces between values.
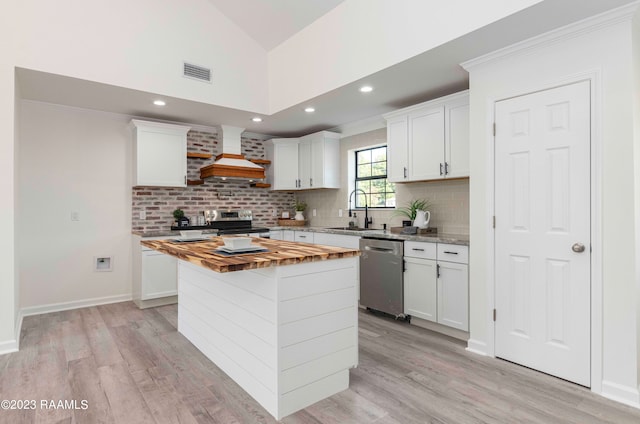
252, 117, 263, 122
359, 86, 373, 93
304, 107, 315, 113
153, 100, 166, 106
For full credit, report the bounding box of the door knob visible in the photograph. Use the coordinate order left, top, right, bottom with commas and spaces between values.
572, 243, 586, 253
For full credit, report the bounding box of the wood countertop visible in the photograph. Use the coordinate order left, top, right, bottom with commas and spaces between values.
140, 236, 360, 273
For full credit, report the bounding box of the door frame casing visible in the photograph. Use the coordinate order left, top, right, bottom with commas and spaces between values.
484, 70, 603, 394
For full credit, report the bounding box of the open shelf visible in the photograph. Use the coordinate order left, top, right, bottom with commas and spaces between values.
250, 159, 271, 165
187, 152, 213, 159
187, 179, 205, 186
250, 182, 271, 188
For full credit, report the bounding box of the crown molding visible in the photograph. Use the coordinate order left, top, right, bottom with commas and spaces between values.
461, 1, 640, 71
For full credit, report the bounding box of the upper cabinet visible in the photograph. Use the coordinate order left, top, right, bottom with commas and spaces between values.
265, 131, 340, 191
384, 91, 469, 183
131, 120, 191, 187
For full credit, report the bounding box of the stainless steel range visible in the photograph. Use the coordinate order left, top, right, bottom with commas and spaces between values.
171, 209, 270, 236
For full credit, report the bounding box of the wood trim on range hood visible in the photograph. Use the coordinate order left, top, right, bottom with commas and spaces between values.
200, 125, 266, 181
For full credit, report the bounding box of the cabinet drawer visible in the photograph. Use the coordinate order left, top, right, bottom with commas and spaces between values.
404, 241, 437, 259
294, 232, 314, 243
437, 243, 468, 264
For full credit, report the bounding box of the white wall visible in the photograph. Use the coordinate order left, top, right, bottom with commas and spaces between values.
296, 128, 469, 234
632, 9, 640, 387
268, 0, 541, 113
18, 102, 133, 311
12, 0, 268, 114
0, 66, 17, 353
465, 13, 639, 404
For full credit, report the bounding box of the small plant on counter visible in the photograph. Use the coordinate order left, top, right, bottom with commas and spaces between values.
393, 198, 432, 221
173, 208, 185, 221
293, 199, 307, 212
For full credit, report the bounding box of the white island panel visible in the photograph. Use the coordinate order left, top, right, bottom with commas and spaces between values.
177, 257, 359, 420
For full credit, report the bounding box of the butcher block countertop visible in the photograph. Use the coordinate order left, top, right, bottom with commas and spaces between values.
140, 236, 360, 273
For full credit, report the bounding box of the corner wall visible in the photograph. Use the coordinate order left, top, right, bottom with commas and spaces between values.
465, 14, 639, 404
18, 101, 134, 311
0, 66, 17, 354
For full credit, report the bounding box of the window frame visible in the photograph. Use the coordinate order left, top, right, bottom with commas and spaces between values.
354, 146, 395, 209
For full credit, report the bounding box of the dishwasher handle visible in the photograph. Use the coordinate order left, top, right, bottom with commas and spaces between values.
364, 245, 395, 253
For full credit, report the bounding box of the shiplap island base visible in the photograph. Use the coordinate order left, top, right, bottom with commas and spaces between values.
141, 237, 360, 420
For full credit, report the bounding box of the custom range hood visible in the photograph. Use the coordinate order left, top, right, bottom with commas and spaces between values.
200, 125, 266, 181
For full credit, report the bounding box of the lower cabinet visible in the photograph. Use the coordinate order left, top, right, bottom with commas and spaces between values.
403, 241, 469, 332
404, 257, 437, 322
437, 261, 469, 331
133, 235, 178, 309
294, 231, 314, 243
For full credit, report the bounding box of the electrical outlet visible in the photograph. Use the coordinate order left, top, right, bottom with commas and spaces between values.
71, 211, 80, 221
272, 209, 277, 217
312, 209, 317, 217
139, 210, 146, 220
338, 209, 343, 217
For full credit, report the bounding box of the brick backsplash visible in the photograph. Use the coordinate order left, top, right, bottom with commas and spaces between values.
132, 129, 294, 232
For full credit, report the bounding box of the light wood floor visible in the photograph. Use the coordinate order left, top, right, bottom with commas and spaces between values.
1, 302, 639, 424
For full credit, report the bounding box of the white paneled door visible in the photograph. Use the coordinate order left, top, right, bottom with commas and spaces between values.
494, 80, 591, 386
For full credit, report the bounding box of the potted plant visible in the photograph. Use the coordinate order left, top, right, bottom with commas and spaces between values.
173, 208, 189, 227
394, 198, 432, 226
293, 199, 307, 221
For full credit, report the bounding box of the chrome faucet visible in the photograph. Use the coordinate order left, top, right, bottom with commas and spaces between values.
348, 189, 372, 229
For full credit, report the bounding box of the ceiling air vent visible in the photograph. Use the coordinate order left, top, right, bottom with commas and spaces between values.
183, 62, 211, 83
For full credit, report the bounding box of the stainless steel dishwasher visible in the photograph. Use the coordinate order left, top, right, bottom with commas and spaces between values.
359, 237, 405, 318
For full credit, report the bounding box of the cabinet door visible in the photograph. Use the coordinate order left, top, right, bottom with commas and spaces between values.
445, 100, 469, 178
135, 127, 187, 187
282, 230, 295, 241
437, 262, 468, 331
274, 142, 300, 190
386, 116, 408, 182
404, 257, 437, 321
294, 231, 314, 243
298, 139, 312, 189
269, 230, 283, 240
408, 106, 445, 181
141, 250, 177, 300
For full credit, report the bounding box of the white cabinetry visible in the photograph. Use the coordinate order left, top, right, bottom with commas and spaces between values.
131, 120, 190, 187
294, 231, 314, 243
404, 242, 437, 322
403, 240, 469, 331
269, 230, 283, 240
384, 91, 468, 182
265, 138, 300, 190
436, 243, 469, 331
132, 235, 178, 309
265, 131, 340, 190
312, 232, 361, 249
282, 230, 295, 241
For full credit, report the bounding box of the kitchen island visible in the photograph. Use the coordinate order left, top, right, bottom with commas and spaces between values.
141, 237, 360, 420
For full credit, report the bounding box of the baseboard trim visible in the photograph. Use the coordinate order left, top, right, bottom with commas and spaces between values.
466, 339, 489, 356
0, 339, 18, 356
14, 309, 24, 351
601, 380, 640, 409
21, 294, 133, 317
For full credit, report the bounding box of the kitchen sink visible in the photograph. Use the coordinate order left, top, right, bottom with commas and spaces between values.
326, 227, 370, 231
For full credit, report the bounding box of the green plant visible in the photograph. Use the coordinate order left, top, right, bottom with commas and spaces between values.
293, 199, 307, 211
173, 208, 185, 220
393, 198, 432, 221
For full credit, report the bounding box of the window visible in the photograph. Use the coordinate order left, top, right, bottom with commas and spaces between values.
355, 146, 396, 208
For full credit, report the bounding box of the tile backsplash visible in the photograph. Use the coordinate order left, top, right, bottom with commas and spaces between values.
132, 130, 294, 232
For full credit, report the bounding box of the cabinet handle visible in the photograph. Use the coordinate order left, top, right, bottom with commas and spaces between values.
437, 263, 441, 278
445, 162, 449, 175
440, 163, 444, 176
403, 167, 407, 178
184, 175, 187, 185
443, 251, 458, 255
299, 235, 306, 238
412, 248, 425, 251
310, 178, 313, 187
